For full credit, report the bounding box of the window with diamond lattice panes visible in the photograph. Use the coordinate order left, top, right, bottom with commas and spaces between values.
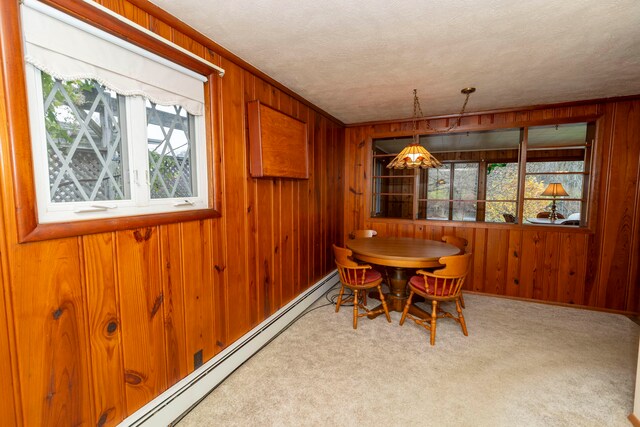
43, 73, 129, 204
147, 101, 196, 199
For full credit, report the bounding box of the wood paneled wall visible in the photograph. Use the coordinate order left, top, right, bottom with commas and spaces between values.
0, 1, 343, 425
345, 101, 640, 313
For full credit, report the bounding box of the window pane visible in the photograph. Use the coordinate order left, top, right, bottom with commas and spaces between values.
452, 201, 476, 221
372, 195, 413, 219
147, 101, 196, 199
524, 199, 582, 221
526, 160, 584, 173
421, 164, 451, 199
42, 73, 128, 203
453, 163, 478, 200
486, 163, 518, 201
419, 201, 449, 220
524, 174, 583, 199
528, 123, 588, 149
486, 202, 517, 223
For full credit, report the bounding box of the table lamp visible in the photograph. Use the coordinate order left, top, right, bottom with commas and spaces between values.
541, 183, 569, 221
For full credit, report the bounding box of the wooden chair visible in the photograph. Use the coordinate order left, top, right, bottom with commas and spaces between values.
349, 229, 377, 239
536, 211, 565, 219
332, 244, 391, 329
441, 235, 468, 307
441, 235, 467, 254
400, 253, 472, 346
349, 229, 383, 301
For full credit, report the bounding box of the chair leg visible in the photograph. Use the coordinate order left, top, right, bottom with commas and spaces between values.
335, 285, 345, 313
456, 299, 468, 336
459, 292, 466, 309
352, 290, 358, 329
430, 300, 438, 346
377, 285, 391, 322
399, 290, 414, 325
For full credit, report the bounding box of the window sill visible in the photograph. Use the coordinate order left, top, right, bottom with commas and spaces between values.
367, 216, 594, 234
18, 208, 221, 243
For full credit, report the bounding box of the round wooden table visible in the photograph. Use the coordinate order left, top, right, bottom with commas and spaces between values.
346, 237, 460, 317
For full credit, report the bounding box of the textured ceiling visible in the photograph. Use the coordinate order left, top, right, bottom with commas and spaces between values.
150, 0, 640, 124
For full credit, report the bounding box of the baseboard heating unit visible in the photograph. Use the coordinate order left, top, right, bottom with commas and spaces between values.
118, 270, 339, 427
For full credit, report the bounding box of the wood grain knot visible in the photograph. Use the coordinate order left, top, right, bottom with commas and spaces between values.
216, 340, 225, 348
214, 265, 226, 272
150, 293, 164, 319
106, 321, 118, 335
133, 228, 153, 242
97, 408, 114, 427
124, 370, 145, 385
349, 187, 363, 195
275, 245, 279, 254
52, 308, 64, 320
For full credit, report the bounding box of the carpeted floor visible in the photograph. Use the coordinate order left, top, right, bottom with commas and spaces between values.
178, 291, 639, 427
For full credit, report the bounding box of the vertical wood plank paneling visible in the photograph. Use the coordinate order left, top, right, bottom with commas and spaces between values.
3, 0, 640, 425
597, 101, 640, 310
298, 104, 311, 292
83, 233, 126, 426
630, 140, 640, 312
0, 276, 18, 426
313, 112, 324, 281
116, 228, 167, 414
271, 91, 283, 310
0, 0, 346, 424
557, 233, 587, 305
307, 112, 318, 278
292, 100, 302, 294
220, 59, 251, 341
344, 100, 640, 314
541, 232, 561, 302
484, 229, 508, 294
253, 78, 275, 318
159, 224, 188, 385
278, 93, 295, 304
181, 220, 216, 367
519, 230, 545, 300
243, 72, 260, 327
505, 230, 522, 297
11, 239, 92, 426
210, 218, 228, 353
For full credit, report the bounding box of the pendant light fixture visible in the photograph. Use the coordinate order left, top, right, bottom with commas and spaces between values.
387, 87, 476, 169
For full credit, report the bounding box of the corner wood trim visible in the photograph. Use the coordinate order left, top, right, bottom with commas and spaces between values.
629, 413, 640, 427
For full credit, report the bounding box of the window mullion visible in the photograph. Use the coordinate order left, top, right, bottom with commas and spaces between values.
127, 96, 150, 207
413, 168, 419, 219
448, 165, 455, 220
516, 128, 528, 224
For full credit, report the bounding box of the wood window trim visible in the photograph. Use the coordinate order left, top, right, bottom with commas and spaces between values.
0, 0, 222, 243
366, 116, 602, 231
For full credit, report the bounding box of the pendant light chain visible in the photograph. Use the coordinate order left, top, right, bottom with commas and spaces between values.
387, 87, 475, 169
414, 88, 475, 134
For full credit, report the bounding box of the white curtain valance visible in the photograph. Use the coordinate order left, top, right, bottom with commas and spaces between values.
21, 1, 206, 116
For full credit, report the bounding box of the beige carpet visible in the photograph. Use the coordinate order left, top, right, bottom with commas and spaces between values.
178, 291, 639, 427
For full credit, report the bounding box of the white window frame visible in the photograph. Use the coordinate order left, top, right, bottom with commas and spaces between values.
25, 64, 209, 224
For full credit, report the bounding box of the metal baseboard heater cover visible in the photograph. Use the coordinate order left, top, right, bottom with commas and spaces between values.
118, 270, 339, 426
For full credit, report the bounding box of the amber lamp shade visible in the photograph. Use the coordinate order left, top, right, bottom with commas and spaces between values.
541, 182, 569, 221
387, 137, 442, 169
